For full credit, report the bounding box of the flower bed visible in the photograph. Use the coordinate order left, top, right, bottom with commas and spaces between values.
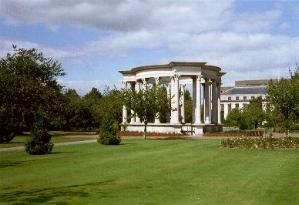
221, 136, 299, 149
118, 131, 184, 137
204, 130, 264, 137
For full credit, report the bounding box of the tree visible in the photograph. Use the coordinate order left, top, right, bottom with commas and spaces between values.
243, 97, 265, 129
224, 108, 247, 129
266, 66, 299, 136
82, 87, 102, 128
0, 45, 64, 141
98, 87, 123, 129
184, 90, 192, 123
123, 84, 171, 140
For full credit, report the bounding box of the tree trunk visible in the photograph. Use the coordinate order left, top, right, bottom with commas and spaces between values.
144, 121, 147, 140
285, 129, 289, 137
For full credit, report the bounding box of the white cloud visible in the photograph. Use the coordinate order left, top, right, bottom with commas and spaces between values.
0, 38, 78, 59
59, 79, 120, 95
0, 0, 234, 32
279, 22, 290, 30
1, 0, 298, 90
231, 9, 282, 32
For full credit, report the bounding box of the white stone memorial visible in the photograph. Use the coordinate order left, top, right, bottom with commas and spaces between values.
119, 62, 225, 135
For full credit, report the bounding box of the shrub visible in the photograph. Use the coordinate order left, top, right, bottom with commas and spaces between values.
25, 128, 54, 155
98, 115, 121, 145
98, 131, 121, 145
221, 136, 299, 149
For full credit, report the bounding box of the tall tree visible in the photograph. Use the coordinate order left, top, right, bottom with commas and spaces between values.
123, 84, 171, 140
0, 45, 64, 141
98, 87, 123, 129
184, 90, 193, 123
243, 97, 265, 129
266, 66, 299, 136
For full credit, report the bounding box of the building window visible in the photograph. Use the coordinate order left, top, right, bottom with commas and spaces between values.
228, 97, 231, 101
236, 96, 239, 100
235, 103, 239, 108
221, 104, 224, 111
243, 96, 247, 101
251, 96, 254, 100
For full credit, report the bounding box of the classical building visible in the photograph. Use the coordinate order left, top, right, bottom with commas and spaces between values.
220, 80, 268, 120
119, 62, 225, 135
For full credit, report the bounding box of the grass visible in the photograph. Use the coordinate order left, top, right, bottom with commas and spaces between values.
0, 135, 95, 148
0, 139, 298, 205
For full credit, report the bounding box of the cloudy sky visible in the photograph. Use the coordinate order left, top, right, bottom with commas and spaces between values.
0, 0, 298, 94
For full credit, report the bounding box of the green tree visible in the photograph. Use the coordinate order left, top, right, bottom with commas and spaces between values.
243, 97, 265, 129
184, 90, 192, 123
225, 108, 247, 129
0, 45, 64, 141
98, 87, 123, 129
266, 67, 299, 136
62, 89, 98, 130
123, 84, 171, 140
83, 87, 102, 128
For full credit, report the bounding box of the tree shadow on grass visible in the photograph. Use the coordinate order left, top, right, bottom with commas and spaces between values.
0, 180, 114, 204
0, 160, 24, 168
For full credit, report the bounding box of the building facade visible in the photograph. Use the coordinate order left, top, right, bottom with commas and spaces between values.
220, 80, 268, 120
119, 62, 225, 135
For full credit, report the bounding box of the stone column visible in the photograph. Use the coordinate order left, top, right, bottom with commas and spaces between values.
195, 75, 201, 124
223, 103, 228, 120
170, 75, 180, 124
166, 83, 171, 123
217, 82, 221, 124
130, 82, 136, 124
192, 77, 196, 123
204, 79, 211, 124
142, 78, 147, 89
154, 77, 160, 124
122, 81, 128, 124
180, 84, 185, 123
135, 80, 141, 123
211, 80, 218, 124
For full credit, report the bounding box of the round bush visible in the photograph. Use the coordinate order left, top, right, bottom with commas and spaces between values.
98, 131, 121, 145
25, 129, 54, 155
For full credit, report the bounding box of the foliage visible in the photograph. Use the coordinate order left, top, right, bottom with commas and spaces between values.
98, 113, 121, 145
0, 107, 16, 143
221, 136, 299, 149
98, 87, 123, 128
184, 90, 192, 123
123, 84, 171, 140
225, 97, 266, 130
61, 88, 100, 131
266, 66, 299, 136
0, 45, 65, 135
25, 123, 54, 155
242, 97, 265, 129
224, 108, 247, 129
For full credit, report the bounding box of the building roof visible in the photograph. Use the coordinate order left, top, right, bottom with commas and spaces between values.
235, 79, 270, 87
221, 86, 233, 93
222, 86, 266, 95
119, 61, 224, 75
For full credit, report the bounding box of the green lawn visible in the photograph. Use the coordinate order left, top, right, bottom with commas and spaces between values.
0, 139, 298, 205
0, 135, 95, 148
